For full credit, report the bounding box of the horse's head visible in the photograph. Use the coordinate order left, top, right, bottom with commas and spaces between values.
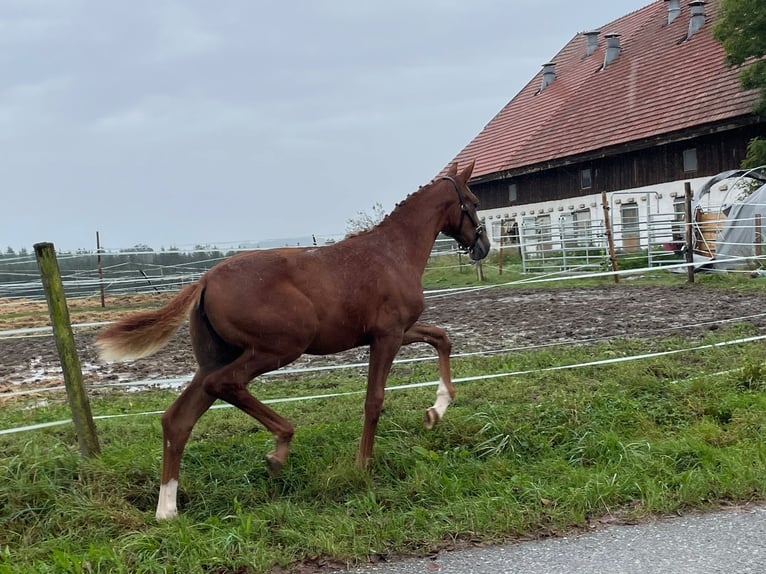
441, 160, 491, 261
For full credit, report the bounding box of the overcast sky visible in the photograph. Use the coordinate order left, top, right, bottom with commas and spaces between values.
2, 0, 649, 252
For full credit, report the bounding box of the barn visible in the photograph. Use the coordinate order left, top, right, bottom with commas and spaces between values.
447, 0, 763, 268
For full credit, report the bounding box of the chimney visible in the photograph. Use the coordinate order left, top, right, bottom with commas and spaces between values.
583, 30, 600, 57
603, 33, 621, 68
665, 0, 681, 24
687, 1, 706, 38
539, 62, 556, 92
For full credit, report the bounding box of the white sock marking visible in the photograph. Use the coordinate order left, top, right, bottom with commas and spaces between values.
156, 479, 179, 520
431, 379, 452, 419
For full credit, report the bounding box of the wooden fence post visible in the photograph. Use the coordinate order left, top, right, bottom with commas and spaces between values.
684, 182, 694, 284
96, 231, 106, 308
34, 242, 101, 458
601, 191, 620, 283
475, 259, 485, 282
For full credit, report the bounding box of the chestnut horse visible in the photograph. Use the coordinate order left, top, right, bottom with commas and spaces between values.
96, 160, 489, 519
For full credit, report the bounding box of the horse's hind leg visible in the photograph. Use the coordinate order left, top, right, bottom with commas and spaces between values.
156, 370, 216, 520
156, 304, 235, 520
201, 351, 299, 476
403, 323, 454, 429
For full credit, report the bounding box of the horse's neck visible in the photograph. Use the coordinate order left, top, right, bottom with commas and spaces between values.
372, 183, 450, 271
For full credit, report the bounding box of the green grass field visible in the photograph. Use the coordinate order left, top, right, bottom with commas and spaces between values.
3, 264, 766, 573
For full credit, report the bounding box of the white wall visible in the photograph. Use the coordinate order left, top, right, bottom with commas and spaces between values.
479, 175, 720, 248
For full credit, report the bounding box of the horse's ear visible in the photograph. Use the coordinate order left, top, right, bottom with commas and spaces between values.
458, 159, 475, 183
446, 162, 458, 177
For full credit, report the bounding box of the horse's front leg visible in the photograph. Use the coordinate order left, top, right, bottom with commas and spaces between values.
402, 323, 454, 429
357, 333, 402, 469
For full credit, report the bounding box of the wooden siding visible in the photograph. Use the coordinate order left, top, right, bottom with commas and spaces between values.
472, 125, 761, 210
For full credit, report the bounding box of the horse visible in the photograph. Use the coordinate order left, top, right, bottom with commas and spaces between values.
95, 160, 489, 520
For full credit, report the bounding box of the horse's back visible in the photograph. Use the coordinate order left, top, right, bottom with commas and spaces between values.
198, 243, 424, 355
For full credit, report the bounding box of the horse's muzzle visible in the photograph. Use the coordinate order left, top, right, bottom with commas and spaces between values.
468, 229, 491, 261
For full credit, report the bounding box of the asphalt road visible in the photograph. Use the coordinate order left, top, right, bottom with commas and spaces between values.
345, 505, 766, 574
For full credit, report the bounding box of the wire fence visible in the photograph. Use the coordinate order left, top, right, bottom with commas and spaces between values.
0, 236, 467, 301
5, 204, 766, 302
4, 300, 766, 433
4, 238, 766, 436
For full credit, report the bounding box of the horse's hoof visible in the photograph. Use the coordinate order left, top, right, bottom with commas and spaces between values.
356, 455, 372, 472
266, 453, 283, 477
155, 508, 178, 521
424, 407, 440, 430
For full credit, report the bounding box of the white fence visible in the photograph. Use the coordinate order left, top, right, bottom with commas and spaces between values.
509, 206, 686, 273
510, 205, 766, 274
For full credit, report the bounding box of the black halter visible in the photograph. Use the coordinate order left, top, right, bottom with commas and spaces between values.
440, 175, 485, 252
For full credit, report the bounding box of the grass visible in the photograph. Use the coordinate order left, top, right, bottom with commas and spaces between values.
421, 251, 687, 289
423, 250, 766, 291
4, 322, 766, 572
4, 267, 766, 572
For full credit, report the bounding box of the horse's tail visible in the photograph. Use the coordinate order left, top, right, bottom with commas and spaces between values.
95, 281, 205, 362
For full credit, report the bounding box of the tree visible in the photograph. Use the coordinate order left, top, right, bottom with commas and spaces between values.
713, 0, 766, 167
345, 202, 387, 235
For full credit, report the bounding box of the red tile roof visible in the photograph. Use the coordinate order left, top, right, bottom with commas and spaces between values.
450, 0, 761, 180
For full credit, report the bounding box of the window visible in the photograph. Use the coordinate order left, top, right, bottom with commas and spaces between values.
535, 214, 552, 251
573, 209, 592, 246
491, 219, 503, 245
495, 219, 517, 246
620, 203, 640, 252
507, 220, 519, 244
683, 148, 698, 173
562, 209, 592, 249
580, 168, 592, 190
671, 197, 686, 247
508, 183, 518, 203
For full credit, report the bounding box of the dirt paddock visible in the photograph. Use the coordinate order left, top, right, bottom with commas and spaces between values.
2, 284, 766, 398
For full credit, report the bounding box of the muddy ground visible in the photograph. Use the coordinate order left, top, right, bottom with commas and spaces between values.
2, 284, 766, 399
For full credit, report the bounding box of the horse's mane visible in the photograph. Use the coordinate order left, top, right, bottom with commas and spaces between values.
344, 178, 440, 239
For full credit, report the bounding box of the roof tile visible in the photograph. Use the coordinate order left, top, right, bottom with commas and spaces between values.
451, 0, 760, 178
